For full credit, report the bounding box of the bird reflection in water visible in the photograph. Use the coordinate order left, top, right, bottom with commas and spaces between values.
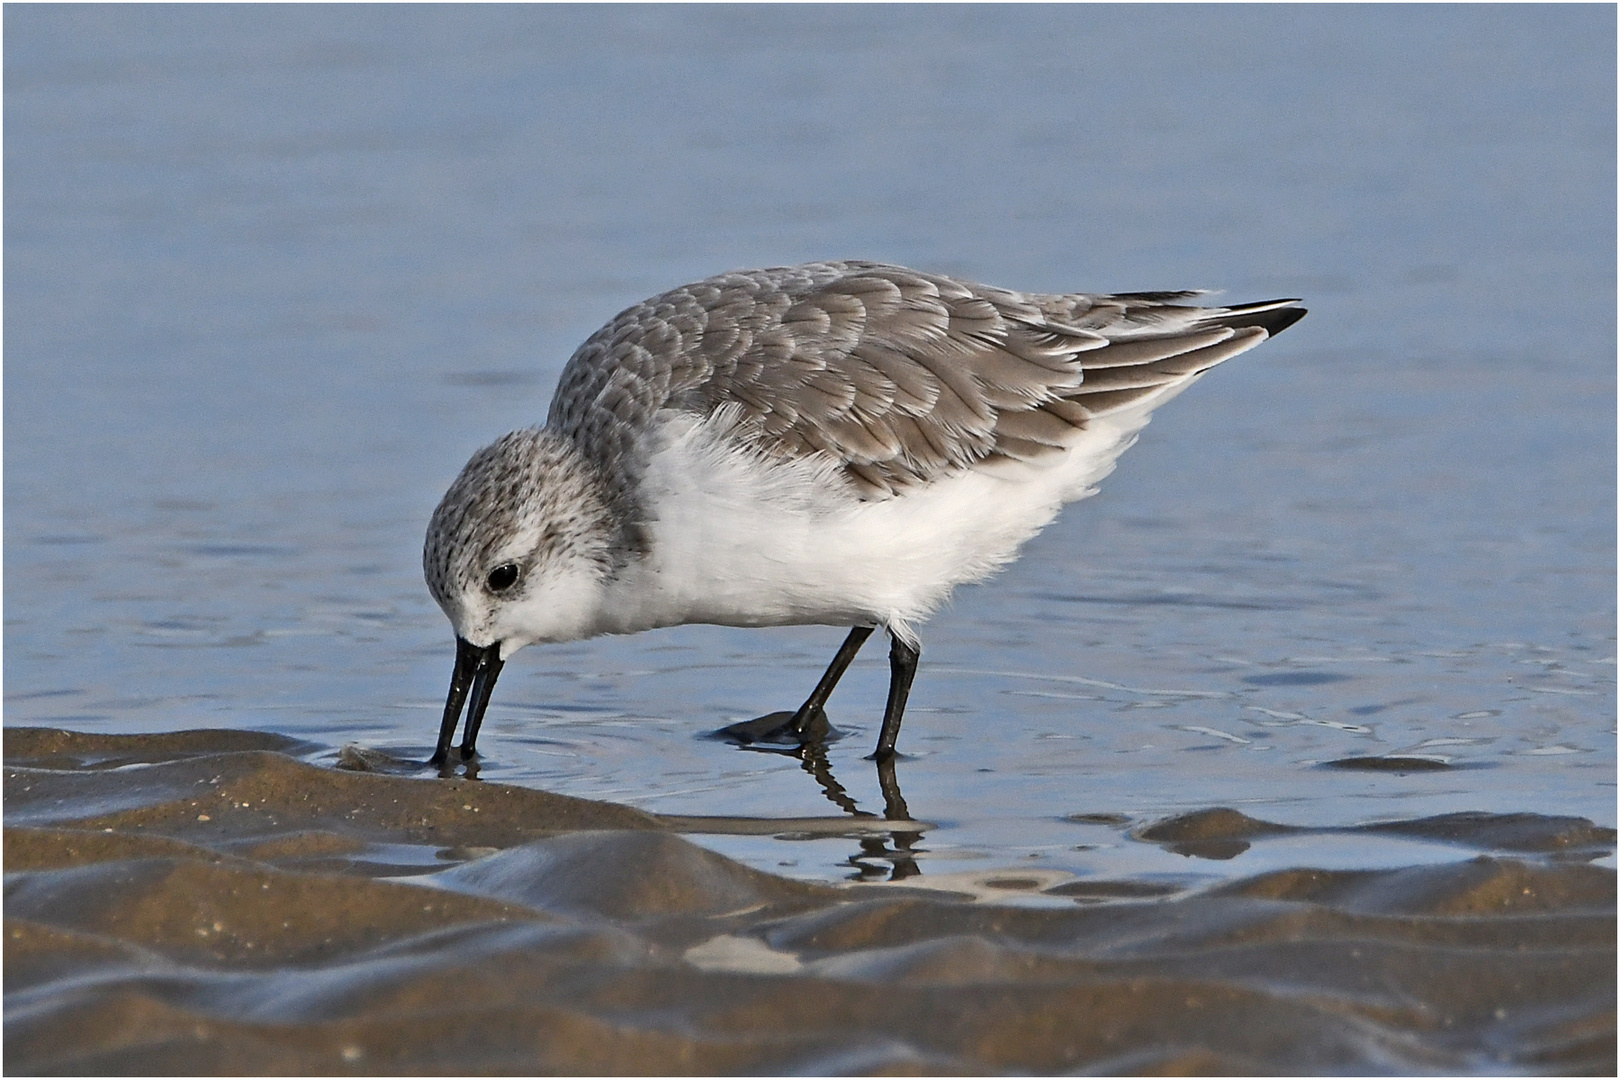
735, 715, 922, 883
429, 707, 925, 882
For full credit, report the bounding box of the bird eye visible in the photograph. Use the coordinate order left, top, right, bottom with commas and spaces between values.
485, 563, 520, 592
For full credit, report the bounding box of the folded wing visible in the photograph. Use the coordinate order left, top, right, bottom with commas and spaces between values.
548, 261, 1305, 500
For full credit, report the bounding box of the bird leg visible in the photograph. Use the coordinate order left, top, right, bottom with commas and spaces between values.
788, 625, 874, 734
871, 633, 918, 761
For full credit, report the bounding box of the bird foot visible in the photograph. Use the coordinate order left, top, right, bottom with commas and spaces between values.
712, 706, 841, 748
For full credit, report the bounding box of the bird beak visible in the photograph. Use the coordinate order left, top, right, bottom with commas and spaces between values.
430, 636, 505, 765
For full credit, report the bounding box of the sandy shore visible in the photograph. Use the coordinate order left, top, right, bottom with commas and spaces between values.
5, 726, 1614, 1074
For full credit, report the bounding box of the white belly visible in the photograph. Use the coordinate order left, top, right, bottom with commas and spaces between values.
589, 406, 1154, 640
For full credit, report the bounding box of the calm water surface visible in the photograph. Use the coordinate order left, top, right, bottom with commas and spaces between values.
7, 6, 1614, 886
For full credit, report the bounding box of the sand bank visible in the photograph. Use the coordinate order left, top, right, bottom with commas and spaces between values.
5, 727, 1613, 1074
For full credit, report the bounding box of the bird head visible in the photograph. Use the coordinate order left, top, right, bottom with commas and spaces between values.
422, 427, 616, 762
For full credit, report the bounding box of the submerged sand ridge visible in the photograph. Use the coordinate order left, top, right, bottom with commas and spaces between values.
4, 727, 1614, 1074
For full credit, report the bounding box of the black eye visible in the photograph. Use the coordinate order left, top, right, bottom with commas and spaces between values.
486, 563, 520, 592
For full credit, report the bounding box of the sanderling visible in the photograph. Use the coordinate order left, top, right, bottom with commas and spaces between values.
424, 260, 1304, 766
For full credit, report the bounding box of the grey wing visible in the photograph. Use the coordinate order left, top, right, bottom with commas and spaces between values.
985, 286, 1307, 482
547, 261, 1305, 498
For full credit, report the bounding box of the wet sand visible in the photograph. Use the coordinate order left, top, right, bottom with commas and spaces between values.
5, 727, 1614, 1075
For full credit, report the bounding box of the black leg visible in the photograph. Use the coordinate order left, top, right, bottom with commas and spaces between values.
872, 633, 918, 761
790, 626, 875, 734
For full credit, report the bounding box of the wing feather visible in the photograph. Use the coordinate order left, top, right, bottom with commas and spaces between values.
1067, 327, 1234, 369
546, 261, 1303, 503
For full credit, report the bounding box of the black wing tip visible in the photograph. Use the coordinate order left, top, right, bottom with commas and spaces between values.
1109, 289, 1209, 303
1215, 301, 1307, 337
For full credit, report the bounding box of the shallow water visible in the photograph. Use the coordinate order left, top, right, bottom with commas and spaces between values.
7, 6, 1613, 893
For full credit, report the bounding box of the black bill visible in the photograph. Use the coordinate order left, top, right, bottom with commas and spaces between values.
430, 636, 505, 765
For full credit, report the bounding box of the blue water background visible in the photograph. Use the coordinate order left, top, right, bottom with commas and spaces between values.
7, 6, 1614, 885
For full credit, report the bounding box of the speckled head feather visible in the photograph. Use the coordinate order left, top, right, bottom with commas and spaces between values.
424, 428, 618, 646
